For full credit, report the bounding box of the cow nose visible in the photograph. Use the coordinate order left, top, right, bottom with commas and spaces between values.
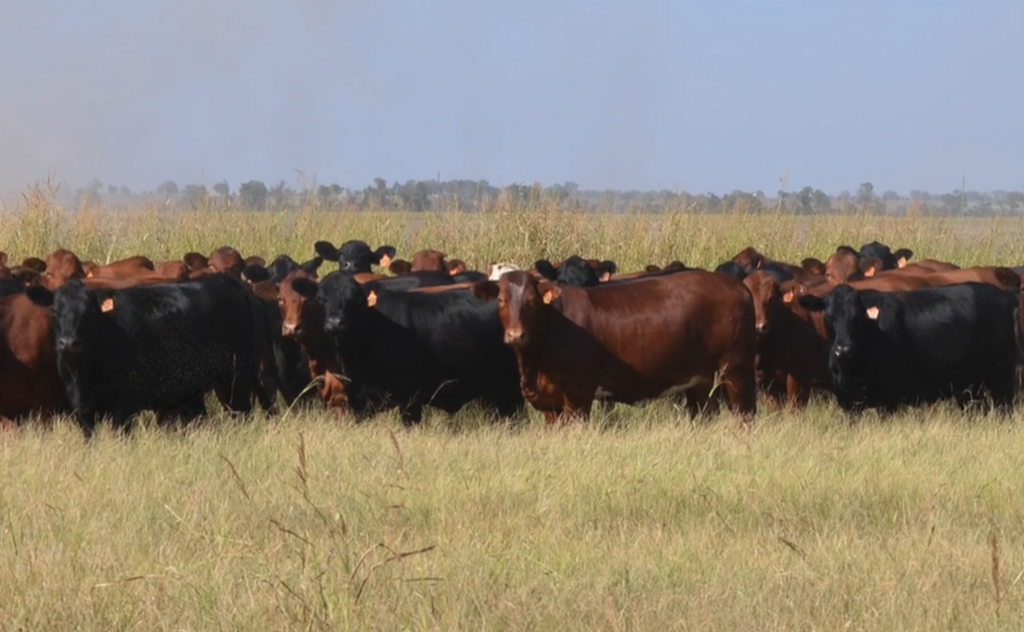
834, 344, 851, 358
324, 317, 342, 332
281, 322, 300, 337
755, 322, 770, 334
504, 328, 527, 346
56, 337, 75, 352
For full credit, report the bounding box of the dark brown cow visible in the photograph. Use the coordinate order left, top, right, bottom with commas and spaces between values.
472, 270, 757, 421
276, 271, 348, 416
80, 274, 187, 290
730, 247, 817, 281
743, 272, 830, 408
446, 259, 469, 275
0, 292, 67, 425
21, 257, 47, 273
388, 260, 413, 276
83, 255, 156, 279
921, 266, 1020, 292
825, 247, 875, 284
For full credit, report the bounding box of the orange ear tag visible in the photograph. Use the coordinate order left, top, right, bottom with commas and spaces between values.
367, 291, 378, 308
100, 298, 115, 313
865, 306, 880, 320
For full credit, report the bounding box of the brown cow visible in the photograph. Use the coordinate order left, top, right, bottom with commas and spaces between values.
472, 270, 757, 421
83, 255, 155, 279
153, 260, 191, 280
21, 257, 47, 273
0, 292, 67, 425
730, 247, 817, 281
743, 272, 830, 408
43, 248, 85, 288
276, 271, 348, 416
446, 259, 469, 275
183, 252, 209, 272
208, 246, 244, 278
410, 249, 448, 273
921, 267, 1020, 292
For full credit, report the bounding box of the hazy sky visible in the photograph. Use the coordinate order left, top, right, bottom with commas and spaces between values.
1, 0, 1021, 195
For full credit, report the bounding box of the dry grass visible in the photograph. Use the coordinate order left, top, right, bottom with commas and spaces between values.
1, 188, 1024, 630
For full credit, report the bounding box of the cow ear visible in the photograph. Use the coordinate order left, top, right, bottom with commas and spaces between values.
388, 259, 412, 276
539, 282, 562, 305
534, 260, 558, 281
242, 264, 270, 284
797, 294, 825, 312
100, 297, 115, 313
596, 260, 617, 282
471, 281, 499, 302
366, 290, 378, 308
0, 251, 7, 267
290, 277, 319, 298
251, 281, 279, 302
894, 249, 913, 267
302, 256, 324, 275
25, 284, 53, 307
801, 257, 826, 275
645, 264, 661, 273
313, 241, 341, 262
865, 305, 880, 320
373, 246, 397, 269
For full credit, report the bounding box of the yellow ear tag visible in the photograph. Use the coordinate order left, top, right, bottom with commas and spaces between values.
86, 270, 94, 278
367, 291, 378, 308
863, 267, 876, 277
865, 306, 880, 320
782, 290, 794, 304
101, 298, 115, 313
897, 257, 907, 268
542, 289, 557, 305
379, 254, 392, 269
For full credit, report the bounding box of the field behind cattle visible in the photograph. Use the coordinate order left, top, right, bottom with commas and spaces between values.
3, 191, 1024, 630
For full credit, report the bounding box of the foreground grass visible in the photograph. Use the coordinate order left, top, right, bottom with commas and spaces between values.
1, 404, 1023, 631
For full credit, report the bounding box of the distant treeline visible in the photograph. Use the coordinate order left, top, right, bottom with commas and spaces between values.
63, 177, 1024, 217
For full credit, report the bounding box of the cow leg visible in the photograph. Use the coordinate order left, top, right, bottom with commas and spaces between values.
399, 399, 424, 426
786, 374, 811, 408
76, 408, 98, 440
215, 377, 255, 416
111, 402, 139, 436
987, 374, 1016, 415
721, 366, 757, 421
543, 411, 560, 424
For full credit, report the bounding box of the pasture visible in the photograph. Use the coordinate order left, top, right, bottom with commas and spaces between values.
2, 191, 1024, 630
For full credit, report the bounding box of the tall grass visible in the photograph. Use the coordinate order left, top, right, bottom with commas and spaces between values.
1, 187, 1024, 629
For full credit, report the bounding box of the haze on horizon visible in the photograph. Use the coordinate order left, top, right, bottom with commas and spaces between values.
1, 0, 1021, 198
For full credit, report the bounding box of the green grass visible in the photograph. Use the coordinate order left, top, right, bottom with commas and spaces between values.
2, 189, 1024, 630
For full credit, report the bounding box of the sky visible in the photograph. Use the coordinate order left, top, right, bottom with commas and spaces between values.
0, 0, 1021, 196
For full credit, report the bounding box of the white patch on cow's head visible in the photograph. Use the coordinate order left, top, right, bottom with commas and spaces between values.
488, 262, 521, 281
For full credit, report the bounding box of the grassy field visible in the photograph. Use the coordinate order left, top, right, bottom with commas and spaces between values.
3, 191, 1024, 630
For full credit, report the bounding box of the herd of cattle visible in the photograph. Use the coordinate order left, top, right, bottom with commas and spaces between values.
0, 238, 1022, 438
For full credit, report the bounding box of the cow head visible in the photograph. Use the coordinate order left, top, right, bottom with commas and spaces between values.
314, 240, 396, 274
43, 248, 86, 288
714, 261, 748, 281
410, 249, 448, 273
30, 280, 105, 357
534, 256, 617, 287
798, 284, 880, 364
278, 271, 321, 340
266, 254, 323, 284
183, 252, 209, 272
446, 259, 468, 275
473, 270, 557, 348
825, 246, 864, 285
858, 241, 914, 271
731, 247, 766, 273
743, 271, 790, 336
317, 272, 372, 337
209, 246, 245, 278
486, 262, 521, 281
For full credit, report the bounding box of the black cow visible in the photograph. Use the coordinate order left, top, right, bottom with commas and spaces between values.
363, 271, 456, 292
799, 282, 1019, 413
856, 241, 914, 271
265, 255, 323, 284
314, 240, 396, 274
313, 272, 523, 424
28, 274, 270, 438
535, 256, 617, 287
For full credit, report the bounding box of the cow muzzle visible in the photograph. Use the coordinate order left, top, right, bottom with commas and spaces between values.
56, 336, 79, 353
755, 322, 770, 335
833, 344, 852, 359
281, 322, 301, 337
504, 328, 528, 346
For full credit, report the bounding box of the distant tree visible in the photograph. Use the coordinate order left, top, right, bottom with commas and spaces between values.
909, 190, 929, 201
856, 182, 875, 207
1006, 191, 1024, 211
156, 180, 179, 197
410, 181, 430, 212
317, 184, 333, 205
268, 180, 288, 208
882, 190, 901, 201
119, 185, 132, 196
213, 181, 231, 198
795, 186, 814, 214
107, 184, 117, 196
183, 184, 208, 206
239, 180, 269, 209
811, 189, 832, 212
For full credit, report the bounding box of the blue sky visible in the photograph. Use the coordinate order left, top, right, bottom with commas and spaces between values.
1, 0, 1021, 195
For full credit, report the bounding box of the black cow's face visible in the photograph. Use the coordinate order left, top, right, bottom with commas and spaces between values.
314, 240, 396, 274
803, 284, 875, 367
317, 273, 369, 336
534, 256, 617, 287
50, 280, 103, 357
267, 255, 323, 284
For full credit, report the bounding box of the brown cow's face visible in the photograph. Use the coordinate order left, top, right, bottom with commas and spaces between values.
209, 247, 244, 278
44, 249, 85, 288
497, 271, 551, 348
278, 272, 320, 340
743, 271, 784, 336
410, 249, 448, 273
732, 247, 764, 273
825, 249, 862, 285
